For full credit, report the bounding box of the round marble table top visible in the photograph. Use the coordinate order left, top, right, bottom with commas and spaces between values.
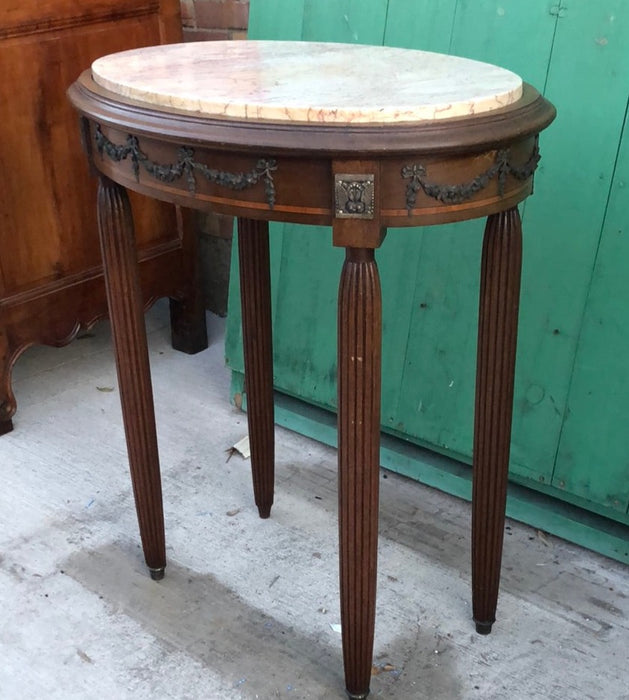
91, 41, 522, 125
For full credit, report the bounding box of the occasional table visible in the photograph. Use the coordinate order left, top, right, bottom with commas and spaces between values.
68, 41, 555, 699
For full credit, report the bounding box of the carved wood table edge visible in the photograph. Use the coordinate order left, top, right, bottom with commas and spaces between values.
67, 41, 555, 699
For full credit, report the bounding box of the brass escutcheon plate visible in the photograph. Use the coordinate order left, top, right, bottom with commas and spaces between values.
334, 174, 375, 219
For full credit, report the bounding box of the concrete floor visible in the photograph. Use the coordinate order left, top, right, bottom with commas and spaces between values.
1, 301, 627, 700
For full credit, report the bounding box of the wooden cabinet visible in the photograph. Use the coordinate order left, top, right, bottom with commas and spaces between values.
0, 0, 206, 434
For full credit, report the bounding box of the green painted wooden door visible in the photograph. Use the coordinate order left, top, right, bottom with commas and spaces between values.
226, 0, 629, 545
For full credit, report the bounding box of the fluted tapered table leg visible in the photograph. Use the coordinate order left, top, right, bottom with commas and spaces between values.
338, 247, 382, 699
472, 206, 523, 633
96, 176, 165, 579
237, 217, 275, 519
169, 207, 208, 354
0, 330, 15, 435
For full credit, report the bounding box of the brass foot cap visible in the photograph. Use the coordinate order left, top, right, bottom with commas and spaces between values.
475, 620, 493, 635
258, 505, 272, 519
149, 567, 165, 581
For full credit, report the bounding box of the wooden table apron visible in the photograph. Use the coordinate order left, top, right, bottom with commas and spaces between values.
69, 73, 555, 699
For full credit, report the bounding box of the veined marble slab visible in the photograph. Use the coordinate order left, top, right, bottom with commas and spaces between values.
91, 41, 522, 124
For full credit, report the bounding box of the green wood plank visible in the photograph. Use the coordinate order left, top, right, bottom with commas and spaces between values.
271, 226, 342, 407
392, 0, 629, 491
380, 4, 458, 433
247, 0, 306, 40
449, 0, 557, 84
553, 98, 629, 513
389, 1, 559, 467
383, 0, 458, 52
506, 1, 629, 486
301, 0, 389, 44
448, 0, 558, 227
379, 230, 426, 434
392, 221, 482, 461
253, 0, 393, 408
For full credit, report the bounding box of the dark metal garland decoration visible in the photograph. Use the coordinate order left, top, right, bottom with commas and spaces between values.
401, 136, 540, 214
94, 126, 277, 208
